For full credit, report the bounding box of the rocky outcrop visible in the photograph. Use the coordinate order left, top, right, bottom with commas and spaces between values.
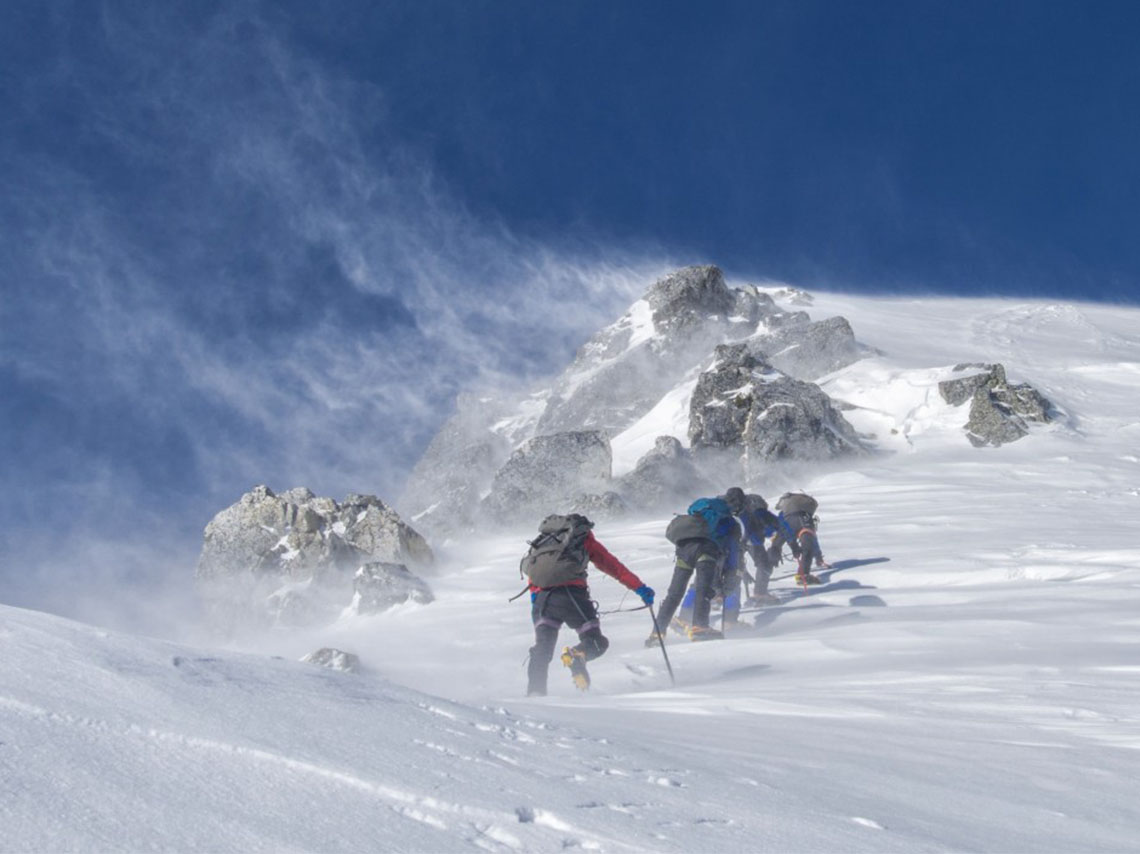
482, 430, 612, 521
615, 436, 711, 511
350, 562, 435, 615
196, 485, 433, 630
301, 648, 361, 673
645, 264, 737, 335
403, 267, 873, 534
939, 363, 1054, 447
689, 344, 866, 460
535, 266, 784, 437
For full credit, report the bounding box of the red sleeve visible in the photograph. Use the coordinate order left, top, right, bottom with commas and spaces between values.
584, 533, 643, 590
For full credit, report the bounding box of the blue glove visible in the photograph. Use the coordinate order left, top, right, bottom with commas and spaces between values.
635, 584, 655, 606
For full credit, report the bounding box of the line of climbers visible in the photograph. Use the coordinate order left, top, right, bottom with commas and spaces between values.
517, 488, 829, 696
648, 487, 829, 645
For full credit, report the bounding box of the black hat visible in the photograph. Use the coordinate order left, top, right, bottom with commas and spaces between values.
723, 487, 745, 514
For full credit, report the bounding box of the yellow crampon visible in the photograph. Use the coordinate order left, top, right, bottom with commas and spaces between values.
560, 646, 590, 691
686, 625, 724, 642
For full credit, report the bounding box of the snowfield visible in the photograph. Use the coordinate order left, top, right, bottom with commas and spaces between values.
4, 290, 1140, 852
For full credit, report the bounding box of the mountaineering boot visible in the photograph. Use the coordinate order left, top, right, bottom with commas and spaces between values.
561, 646, 590, 691
644, 631, 665, 649
670, 615, 691, 635
796, 572, 823, 585
687, 625, 724, 642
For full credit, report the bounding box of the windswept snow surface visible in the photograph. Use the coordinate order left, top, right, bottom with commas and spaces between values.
5, 293, 1140, 852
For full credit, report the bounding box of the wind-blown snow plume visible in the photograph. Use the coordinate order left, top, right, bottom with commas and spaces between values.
0, 3, 667, 628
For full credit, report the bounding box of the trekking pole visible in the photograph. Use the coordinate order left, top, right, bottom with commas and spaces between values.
647, 603, 675, 687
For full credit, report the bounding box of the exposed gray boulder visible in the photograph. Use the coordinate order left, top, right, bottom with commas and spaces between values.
196, 485, 433, 630
938, 363, 1054, 447
689, 344, 866, 461
752, 316, 861, 380
301, 648, 361, 673
351, 562, 435, 615
482, 430, 612, 521
338, 493, 435, 569
938, 363, 994, 406
646, 264, 737, 334
615, 436, 711, 511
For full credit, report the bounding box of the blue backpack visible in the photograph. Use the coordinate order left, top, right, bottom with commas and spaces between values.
686, 497, 733, 537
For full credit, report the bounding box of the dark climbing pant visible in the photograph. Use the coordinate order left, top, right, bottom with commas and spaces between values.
654, 539, 722, 634
681, 566, 743, 627
527, 586, 609, 695
747, 542, 774, 594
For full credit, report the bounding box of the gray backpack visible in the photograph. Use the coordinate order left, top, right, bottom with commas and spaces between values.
665, 513, 712, 545
776, 492, 818, 516
520, 514, 594, 589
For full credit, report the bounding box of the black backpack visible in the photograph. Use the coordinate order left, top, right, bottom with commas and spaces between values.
520, 514, 594, 589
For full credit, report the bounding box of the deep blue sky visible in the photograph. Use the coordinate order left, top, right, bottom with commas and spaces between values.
2, 0, 1139, 624
285, 0, 1140, 297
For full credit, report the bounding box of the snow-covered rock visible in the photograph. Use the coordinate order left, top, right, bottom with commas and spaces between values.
770, 285, 815, 305
196, 485, 433, 630
301, 647, 361, 673
351, 562, 434, 615
534, 266, 779, 437
689, 344, 867, 461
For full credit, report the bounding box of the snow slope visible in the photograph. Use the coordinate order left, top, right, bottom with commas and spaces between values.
4, 291, 1140, 852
